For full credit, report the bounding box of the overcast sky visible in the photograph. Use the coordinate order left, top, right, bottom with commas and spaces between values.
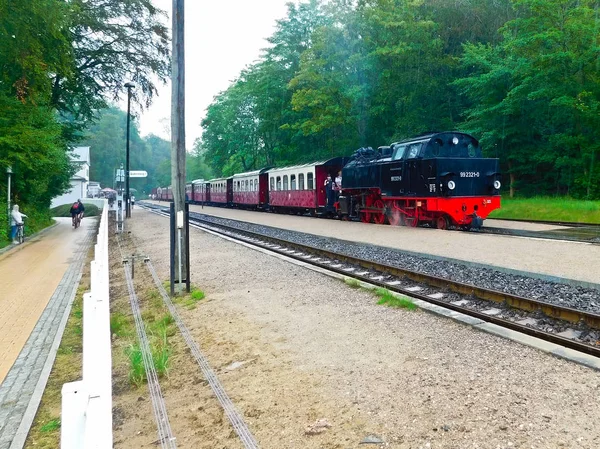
126, 0, 294, 149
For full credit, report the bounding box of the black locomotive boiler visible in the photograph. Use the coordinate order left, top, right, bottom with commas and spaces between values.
338, 132, 501, 229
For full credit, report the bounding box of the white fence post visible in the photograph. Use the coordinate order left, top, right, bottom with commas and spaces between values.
61, 200, 112, 449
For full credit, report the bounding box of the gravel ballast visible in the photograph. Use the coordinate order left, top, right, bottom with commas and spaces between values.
130, 209, 600, 449
184, 210, 600, 314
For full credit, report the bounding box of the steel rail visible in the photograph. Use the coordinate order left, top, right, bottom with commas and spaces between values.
117, 237, 177, 449
141, 204, 600, 358
145, 260, 260, 449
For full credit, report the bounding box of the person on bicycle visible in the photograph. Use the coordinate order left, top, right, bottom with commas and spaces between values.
77, 199, 85, 221
70, 200, 84, 227
10, 204, 27, 244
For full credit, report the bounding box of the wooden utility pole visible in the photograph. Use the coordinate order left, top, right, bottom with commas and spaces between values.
171, 0, 188, 290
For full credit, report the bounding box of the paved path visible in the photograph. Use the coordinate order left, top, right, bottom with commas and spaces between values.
0, 218, 96, 449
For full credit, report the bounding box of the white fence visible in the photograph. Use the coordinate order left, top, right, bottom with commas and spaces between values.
61, 201, 113, 449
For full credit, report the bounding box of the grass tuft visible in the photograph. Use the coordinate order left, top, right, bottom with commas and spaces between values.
110, 312, 131, 338
126, 344, 146, 387
375, 288, 417, 310
344, 278, 361, 289
39, 418, 60, 433
191, 289, 205, 301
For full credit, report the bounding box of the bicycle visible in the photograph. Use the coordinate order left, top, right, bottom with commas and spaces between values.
16, 223, 25, 244
72, 214, 81, 229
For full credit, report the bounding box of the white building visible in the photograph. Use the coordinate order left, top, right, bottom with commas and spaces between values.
51, 146, 90, 208
88, 181, 101, 197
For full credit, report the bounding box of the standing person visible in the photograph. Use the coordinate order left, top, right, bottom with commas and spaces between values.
324, 174, 334, 211
131, 195, 135, 208
334, 170, 342, 202
10, 204, 27, 244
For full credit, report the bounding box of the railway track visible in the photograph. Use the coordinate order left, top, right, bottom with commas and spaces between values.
141, 204, 600, 365
491, 217, 600, 228
481, 222, 600, 244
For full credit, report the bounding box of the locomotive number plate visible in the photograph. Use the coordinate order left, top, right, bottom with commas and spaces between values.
391, 176, 402, 181
460, 171, 480, 178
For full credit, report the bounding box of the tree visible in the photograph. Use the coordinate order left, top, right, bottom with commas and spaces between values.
456, 0, 600, 198
51, 0, 171, 128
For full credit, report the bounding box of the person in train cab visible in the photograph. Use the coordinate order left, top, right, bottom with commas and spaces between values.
334, 170, 342, 202
334, 170, 342, 190
324, 174, 335, 211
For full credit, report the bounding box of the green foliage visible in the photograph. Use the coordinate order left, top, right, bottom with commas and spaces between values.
39, 418, 61, 433
126, 344, 145, 387
344, 278, 361, 289
0, 0, 169, 244
199, 0, 599, 200
49, 203, 100, 218
375, 288, 417, 310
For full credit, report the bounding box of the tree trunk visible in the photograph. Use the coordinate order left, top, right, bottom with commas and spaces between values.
508, 160, 516, 198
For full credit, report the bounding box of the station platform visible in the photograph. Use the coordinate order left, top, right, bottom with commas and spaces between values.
0, 218, 95, 449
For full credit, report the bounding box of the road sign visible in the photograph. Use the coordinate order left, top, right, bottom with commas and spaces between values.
129, 170, 148, 178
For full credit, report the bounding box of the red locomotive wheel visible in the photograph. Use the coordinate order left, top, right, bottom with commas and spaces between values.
435, 215, 449, 230
372, 199, 386, 225
387, 208, 402, 226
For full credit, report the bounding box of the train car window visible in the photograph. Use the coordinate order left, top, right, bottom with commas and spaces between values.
392, 145, 406, 160
283, 175, 289, 190
276, 176, 282, 190
307, 173, 314, 190
406, 143, 422, 159
270, 177, 275, 191
291, 174, 296, 190
299, 173, 305, 190
246, 180, 249, 191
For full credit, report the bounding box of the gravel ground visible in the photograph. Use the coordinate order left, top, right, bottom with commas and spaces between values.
180, 210, 600, 314
129, 208, 600, 449
145, 201, 600, 285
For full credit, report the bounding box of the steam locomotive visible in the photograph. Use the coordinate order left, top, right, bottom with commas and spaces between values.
153, 131, 501, 230
340, 132, 501, 229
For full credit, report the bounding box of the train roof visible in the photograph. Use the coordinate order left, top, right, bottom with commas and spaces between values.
232, 167, 272, 178
207, 176, 233, 183
391, 131, 478, 146
267, 157, 347, 174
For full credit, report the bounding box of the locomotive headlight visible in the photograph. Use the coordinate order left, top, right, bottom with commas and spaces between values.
452, 137, 459, 145
493, 180, 501, 190
447, 180, 456, 190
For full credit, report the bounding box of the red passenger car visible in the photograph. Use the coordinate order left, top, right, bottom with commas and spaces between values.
207, 177, 233, 205
232, 168, 270, 208
192, 179, 209, 203
267, 158, 347, 212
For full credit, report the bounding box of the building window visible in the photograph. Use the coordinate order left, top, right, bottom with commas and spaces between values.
307, 173, 314, 190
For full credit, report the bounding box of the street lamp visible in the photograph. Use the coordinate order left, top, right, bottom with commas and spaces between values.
124, 81, 136, 218
6, 166, 12, 231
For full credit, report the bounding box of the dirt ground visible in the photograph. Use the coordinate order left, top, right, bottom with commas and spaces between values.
116, 208, 600, 449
